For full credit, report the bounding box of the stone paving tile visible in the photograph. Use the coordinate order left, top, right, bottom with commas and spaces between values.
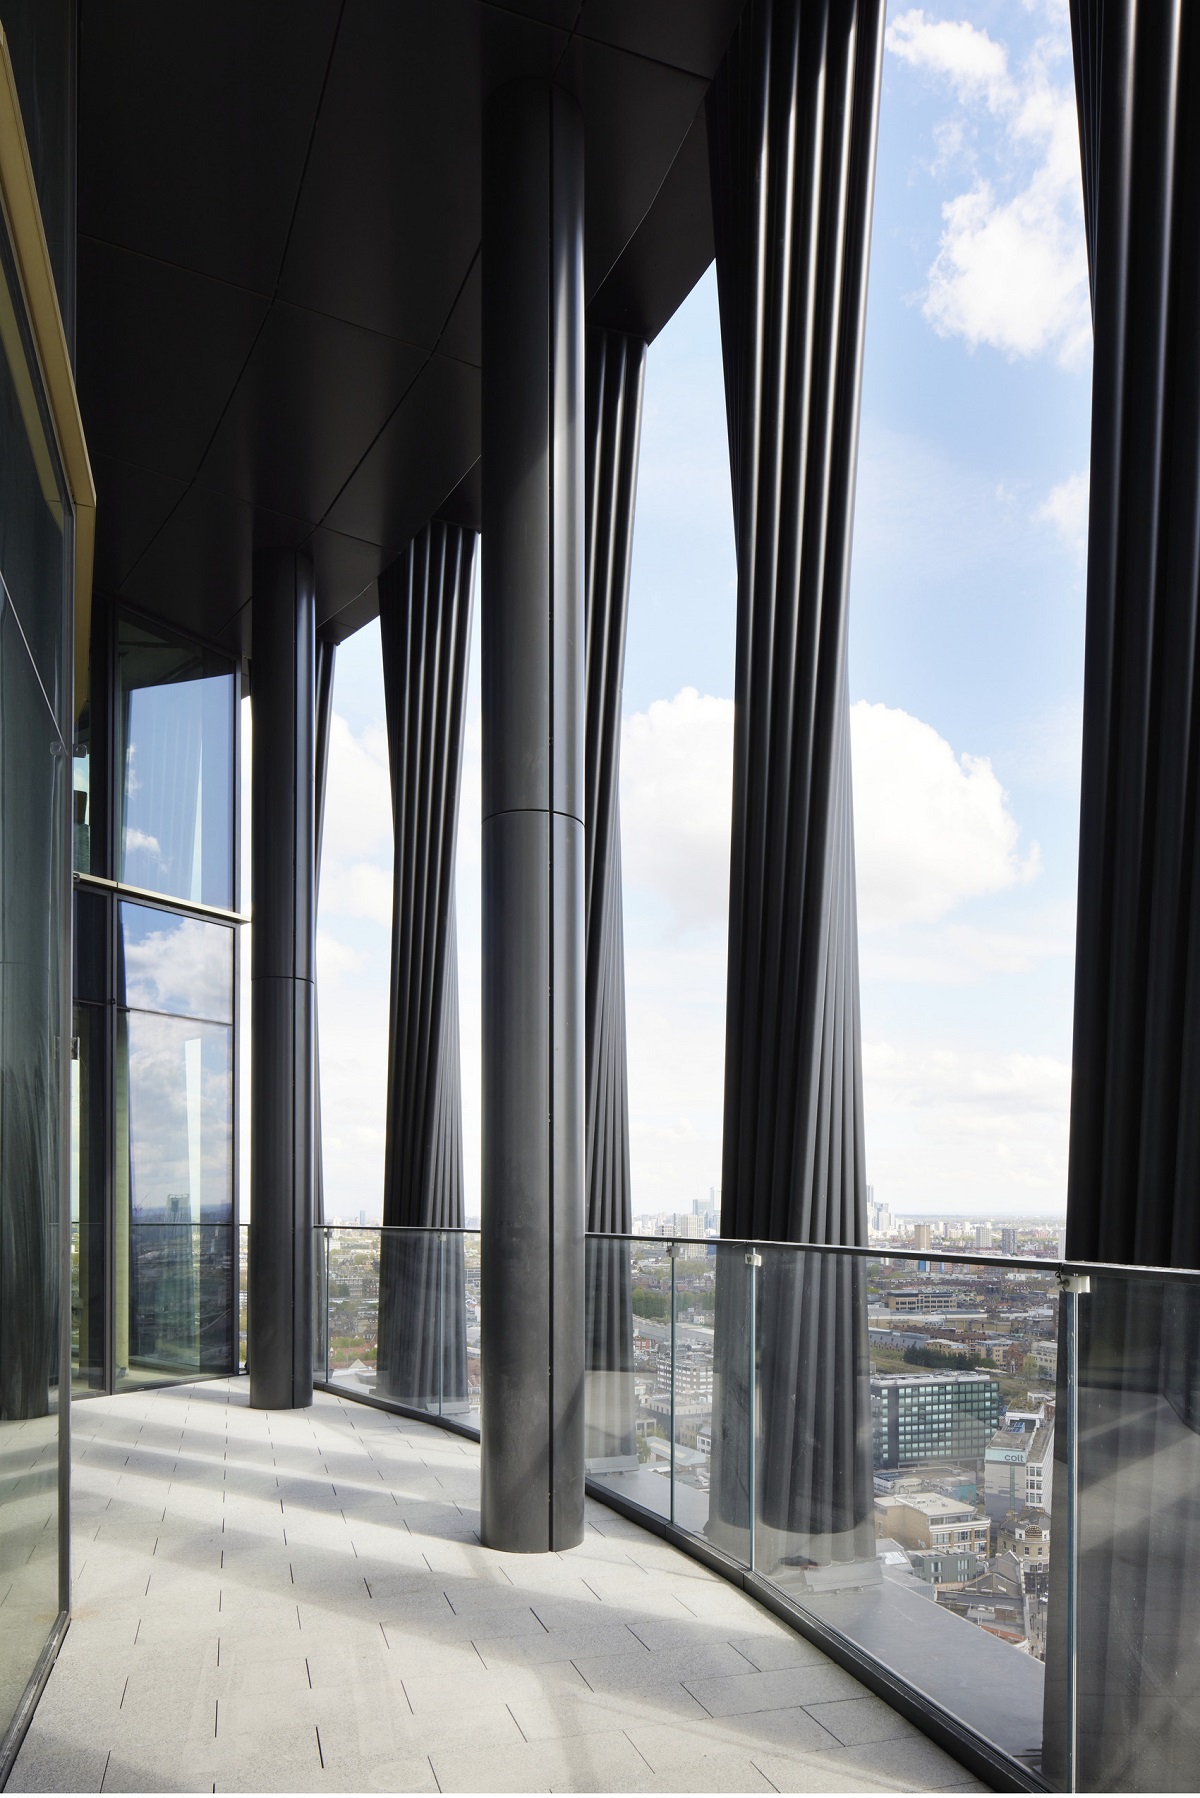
728, 1626, 835, 1672
9, 1380, 970, 1794
804, 1692, 926, 1746
685, 1660, 868, 1715
753, 1733, 990, 1793
628, 1707, 845, 1766
430, 1730, 658, 1793
473, 1621, 647, 1668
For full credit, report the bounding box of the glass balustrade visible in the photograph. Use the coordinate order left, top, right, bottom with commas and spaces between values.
316, 1225, 482, 1434
310, 1224, 1200, 1792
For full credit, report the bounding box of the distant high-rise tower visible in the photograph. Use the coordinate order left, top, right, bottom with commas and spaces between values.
1001, 1226, 1018, 1255
975, 1223, 991, 1251
913, 1223, 932, 1251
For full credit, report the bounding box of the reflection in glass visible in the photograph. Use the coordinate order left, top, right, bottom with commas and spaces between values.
0, 300, 65, 714
118, 901, 232, 1022
72, 741, 89, 872
116, 1010, 233, 1383
0, 595, 64, 1739
70, 1004, 105, 1392
320, 1228, 483, 1434
1, 1, 75, 329
116, 615, 233, 908
1044, 1274, 1200, 1792
585, 1236, 636, 1472
377, 1232, 468, 1415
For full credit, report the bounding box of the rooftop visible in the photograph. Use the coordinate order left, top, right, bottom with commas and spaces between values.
9, 1383, 983, 1795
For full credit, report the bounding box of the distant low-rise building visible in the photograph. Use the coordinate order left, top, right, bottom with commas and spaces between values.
874, 1491, 991, 1558
997, 1510, 1051, 1594
984, 1414, 1055, 1520
908, 1547, 985, 1588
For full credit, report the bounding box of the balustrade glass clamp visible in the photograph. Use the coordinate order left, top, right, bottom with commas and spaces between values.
667, 1243, 684, 1258
745, 1251, 762, 1267
1057, 1270, 1091, 1295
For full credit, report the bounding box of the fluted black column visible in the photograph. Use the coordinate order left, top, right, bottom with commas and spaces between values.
583, 328, 644, 1468
481, 79, 586, 1552
376, 522, 473, 1412
1041, 8, 1200, 1788
313, 633, 335, 1234
708, 0, 883, 1568
249, 548, 315, 1410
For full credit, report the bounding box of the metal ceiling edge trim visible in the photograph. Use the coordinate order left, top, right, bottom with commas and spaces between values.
0, 25, 96, 721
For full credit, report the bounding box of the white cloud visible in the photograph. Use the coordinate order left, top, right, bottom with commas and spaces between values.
887, 12, 1014, 110
862, 1039, 1070, 1210
850, 701, 1040, 930
860, 909, 1074, 985
1038, 466, 1089, 561
123, 826, 162, 861
620, 688, 734, 931
318, 861, 393, 929
320, 713, 392, 877
887, 7, 1090, 367
124, 914, 231, 1019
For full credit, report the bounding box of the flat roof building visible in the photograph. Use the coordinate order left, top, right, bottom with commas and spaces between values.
872, 1371, 1001, 1473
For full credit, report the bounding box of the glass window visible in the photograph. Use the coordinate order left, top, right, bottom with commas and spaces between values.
116, 615, 234, 908
118, 901, 233, 1023
0, 236, 65, 714
71, 731, 89, 873
0, 591, 65, 1738
71, 1002, 106, 1393
116, 1011, 233, 1387
1, 2, 74, 334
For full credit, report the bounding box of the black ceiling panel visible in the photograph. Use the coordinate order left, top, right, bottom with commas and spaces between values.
437, 253, 482, 369
78, 0, 731, 647
312, 529, 392, 641
589, 104, 714, 342
480, 0, 581, 26
79, 0, 341, 292
119, 484, 309, 647
197, 303, 427, 526
89, 455, 189, 595
576, 0, 744, 77
324, 352, 481, 558
560, 36, 706, 302
277, 1, 565, 344
78, 238, 269, 483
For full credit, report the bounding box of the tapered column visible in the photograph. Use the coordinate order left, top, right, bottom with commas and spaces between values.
313, 632, 336, 1233
584, 328, 643, 1236
480, 78, 586, 1552
1042, 7, 1200, 1788
583, 328, 644, 1469
708, 0, 884, 1569
377, 521, 474, 1412
249, 548, 315, 1410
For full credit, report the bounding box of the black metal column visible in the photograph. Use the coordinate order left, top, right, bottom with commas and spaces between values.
313, 632, 335, 1234
583, 328, 644, 1469
480, 78, 586, 1553
377, 520, 474, 1412
1041, 8, 1200, 1788
249, 548, 316, 1410
708, 0, 884, 1570
584, 327, 643, 1235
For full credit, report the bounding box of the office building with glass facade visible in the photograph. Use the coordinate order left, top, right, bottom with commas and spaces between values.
2, 2, 1200, 1792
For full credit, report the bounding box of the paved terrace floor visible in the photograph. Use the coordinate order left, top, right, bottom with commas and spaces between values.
10, 1382, 985, 1795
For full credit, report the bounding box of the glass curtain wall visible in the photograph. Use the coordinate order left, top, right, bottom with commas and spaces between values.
72, 608, 239, 1392
0, 107, 72, 1765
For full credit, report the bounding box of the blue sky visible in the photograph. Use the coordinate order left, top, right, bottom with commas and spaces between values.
303, 0, 1091, 1223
